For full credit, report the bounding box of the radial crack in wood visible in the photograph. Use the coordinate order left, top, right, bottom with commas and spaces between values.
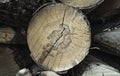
27, 3, 91, 72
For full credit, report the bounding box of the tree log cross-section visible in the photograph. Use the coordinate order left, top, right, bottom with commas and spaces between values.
59, 0, 104, 9
27, 3, 91, 72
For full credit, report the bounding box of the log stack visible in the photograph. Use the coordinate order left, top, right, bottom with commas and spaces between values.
1, 0, 120, 76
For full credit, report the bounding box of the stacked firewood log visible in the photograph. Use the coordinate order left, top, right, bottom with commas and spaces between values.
0, 0, 120, 76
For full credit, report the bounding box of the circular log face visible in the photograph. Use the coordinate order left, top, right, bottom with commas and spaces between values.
59, 0, 103, 9
27, 3, 91, 72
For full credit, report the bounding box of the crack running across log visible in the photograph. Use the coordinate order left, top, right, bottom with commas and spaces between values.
38, 7, 67, 64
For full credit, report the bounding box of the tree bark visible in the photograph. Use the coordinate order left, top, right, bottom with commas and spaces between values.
70, 55, 120, 76
82, 55, 120, 76
94, 27, 120, 57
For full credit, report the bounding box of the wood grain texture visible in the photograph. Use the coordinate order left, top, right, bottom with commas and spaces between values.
27, 3, 91, 72
59, 0, 103, 9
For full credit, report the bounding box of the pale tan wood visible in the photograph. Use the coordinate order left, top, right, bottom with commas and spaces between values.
27, 3, 91, 72
59, 0, 103, 9
40, 71, 60, 76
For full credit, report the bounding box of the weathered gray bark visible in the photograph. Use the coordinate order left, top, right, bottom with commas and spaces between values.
70, 55, 120, 76
82, 55, 120, 76
94, 27, 120, 57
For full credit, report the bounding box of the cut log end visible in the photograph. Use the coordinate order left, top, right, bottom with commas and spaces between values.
27, 3, 91, 72
59, 0, 104, 9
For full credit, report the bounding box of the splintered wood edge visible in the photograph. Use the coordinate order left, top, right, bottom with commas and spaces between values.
59, 0, 104, 9
27, 3, 91, 72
